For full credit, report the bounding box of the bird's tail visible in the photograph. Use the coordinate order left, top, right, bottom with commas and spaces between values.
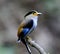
21, 38, 31, 54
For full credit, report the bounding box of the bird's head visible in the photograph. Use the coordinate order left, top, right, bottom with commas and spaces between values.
24, 10, 42, 19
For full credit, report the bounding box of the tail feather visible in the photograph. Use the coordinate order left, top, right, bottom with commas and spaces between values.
21, 39, 31, 54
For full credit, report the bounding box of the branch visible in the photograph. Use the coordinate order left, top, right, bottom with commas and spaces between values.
26, 37, 48, 54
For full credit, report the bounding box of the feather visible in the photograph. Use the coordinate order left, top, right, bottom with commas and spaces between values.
17, 19, 34, 41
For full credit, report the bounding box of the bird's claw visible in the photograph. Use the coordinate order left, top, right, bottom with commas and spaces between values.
26, 36, 32, 41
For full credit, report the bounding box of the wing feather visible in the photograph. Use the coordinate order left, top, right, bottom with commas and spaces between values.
17, 19, 33, 37
17, 20, 26, 36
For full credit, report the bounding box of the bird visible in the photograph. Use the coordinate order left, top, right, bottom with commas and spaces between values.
17, 10, 42, 54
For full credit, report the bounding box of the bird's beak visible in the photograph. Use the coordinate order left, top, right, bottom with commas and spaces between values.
37, 12, 42, 15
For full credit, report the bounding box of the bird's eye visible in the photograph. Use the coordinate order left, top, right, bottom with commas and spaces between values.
33, 12, 36, 14
33, 12, 38, 16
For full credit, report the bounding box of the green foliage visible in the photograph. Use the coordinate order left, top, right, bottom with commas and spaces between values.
0, 46, 14, 54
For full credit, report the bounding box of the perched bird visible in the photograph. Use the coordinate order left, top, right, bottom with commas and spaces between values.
17, 10, 42, 54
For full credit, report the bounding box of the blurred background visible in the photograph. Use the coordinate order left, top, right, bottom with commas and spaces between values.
0, 0, 60, 54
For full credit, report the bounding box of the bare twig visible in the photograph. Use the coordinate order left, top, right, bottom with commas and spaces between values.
26, 37, 47, 54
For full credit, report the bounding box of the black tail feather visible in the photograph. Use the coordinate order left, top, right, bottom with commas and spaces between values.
21, 38, 31, 54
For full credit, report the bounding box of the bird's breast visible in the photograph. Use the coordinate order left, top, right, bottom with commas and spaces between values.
32, 19, 37, 28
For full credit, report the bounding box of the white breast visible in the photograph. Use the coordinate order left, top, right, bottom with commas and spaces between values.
33, 19, 37, 28
26, 15, 38, 28
32, 16, 38, 28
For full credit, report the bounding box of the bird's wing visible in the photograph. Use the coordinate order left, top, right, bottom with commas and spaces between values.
17, 19, 33, 37
17, 20, 26, 36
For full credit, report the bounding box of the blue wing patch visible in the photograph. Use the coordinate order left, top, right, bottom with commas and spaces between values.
18, 20, 34, 39
23, 28, 29, 35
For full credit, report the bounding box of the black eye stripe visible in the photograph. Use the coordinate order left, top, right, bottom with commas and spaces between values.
24, 11, 36, 17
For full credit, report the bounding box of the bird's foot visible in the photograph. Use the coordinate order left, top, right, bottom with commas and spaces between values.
26, 36, 32, 41
25, 36, 33, 46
